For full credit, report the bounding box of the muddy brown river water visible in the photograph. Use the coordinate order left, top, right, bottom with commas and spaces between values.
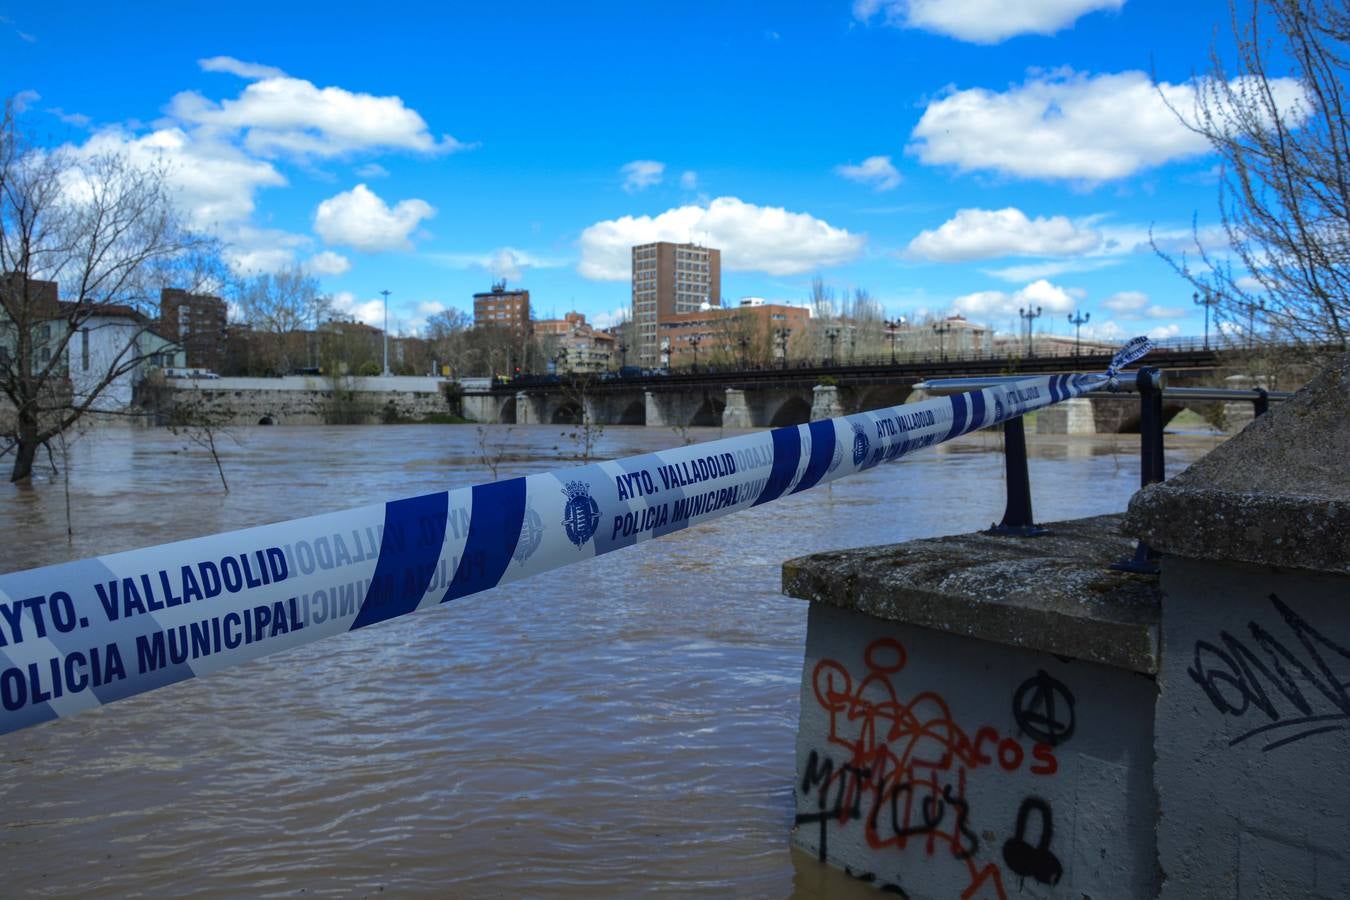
0, 423, 1222, 897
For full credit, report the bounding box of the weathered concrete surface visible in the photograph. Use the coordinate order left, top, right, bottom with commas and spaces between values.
1036, 397, 1096, 434
722, 388, 751, 428
1125, 350, 1350, 574
810, 384, 843, 421
165, 376, 451, 425
1153, 556, 1350, 900
783, 514, 1160, 674
790, 579, 1158, 899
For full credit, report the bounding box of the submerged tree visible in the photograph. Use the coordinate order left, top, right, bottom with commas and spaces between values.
1162, 0, 1350, 352
0, 101, 211, 482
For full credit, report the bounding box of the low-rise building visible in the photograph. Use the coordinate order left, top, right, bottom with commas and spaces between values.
658, 300, 809, 369
534, 312, 616, 373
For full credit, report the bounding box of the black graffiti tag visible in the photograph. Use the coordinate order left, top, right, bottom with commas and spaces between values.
1012, 669, 1076, 746
1002, 797, 1063, 886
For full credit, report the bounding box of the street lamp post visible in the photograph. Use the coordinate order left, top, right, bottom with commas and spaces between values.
379, 289, 392, 376
826, 327, 839, 366
1194, 290, 1219, 350
777, 327, 791, 370
884, 317, 905, 364
618, 342, 628, 369
1067, 310, 1090, 356
688, 334, 701, 371
1019, 305, 1043, 356
737, 336, 749, 369
933, 320, 953, 361
1247, 298, 1265, 349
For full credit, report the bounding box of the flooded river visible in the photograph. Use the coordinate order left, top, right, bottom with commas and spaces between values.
0, 423, 1222, 897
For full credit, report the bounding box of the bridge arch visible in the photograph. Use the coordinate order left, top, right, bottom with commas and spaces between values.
499, 395, 517, 425
852, 384, 913, 415
690, 395, 725, 427
551, 400, 582, 425
618, 399, 645, 425
769, 395, 811, 428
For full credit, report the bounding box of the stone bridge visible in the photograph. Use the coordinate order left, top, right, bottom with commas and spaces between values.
460, 365, 1249, 433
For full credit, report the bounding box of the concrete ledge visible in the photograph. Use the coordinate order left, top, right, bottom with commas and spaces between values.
782, 514, 1160, 674
1125, 350, 1350, 574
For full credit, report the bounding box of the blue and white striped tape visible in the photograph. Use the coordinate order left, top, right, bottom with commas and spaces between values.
0, 347, 1147, 736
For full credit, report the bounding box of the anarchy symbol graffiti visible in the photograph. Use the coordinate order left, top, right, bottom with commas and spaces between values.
1012, 669, 1076, 746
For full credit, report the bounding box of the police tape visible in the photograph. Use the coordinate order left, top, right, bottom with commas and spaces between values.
0, 339, 1152, 735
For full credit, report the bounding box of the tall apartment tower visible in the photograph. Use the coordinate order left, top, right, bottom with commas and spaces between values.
631, 242, 721, 368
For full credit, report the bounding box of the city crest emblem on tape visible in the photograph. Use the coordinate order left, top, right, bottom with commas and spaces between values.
851, 421, 870, 466
514, 505, 544, 563
562, 480, 601, 548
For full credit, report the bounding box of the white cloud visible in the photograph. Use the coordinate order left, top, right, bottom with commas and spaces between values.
330, 291, 387, 328
13, 89, 39, 112
72, 126, 287, 231
835, 155, 902, 191
430, 247, 565, 280
305, 250, 351, 276
680, 170, 699, 190
355, 162, 389, 178
984, 258, 1119, 282
198, 56, 287, 80
951, 278, 1078, 318
621, 160, 664, 193
589, 307, 632, 329
1102, 290, 1148, 313
909, 68, 1306, 181
314, 184, 435, 252
907, 207, 1100, 261
169, 62, 468, 159
853, 0, 1123, 43
1102, 290, 1186, 319
1147, 323, 1182, 340
578, 196, 865, 280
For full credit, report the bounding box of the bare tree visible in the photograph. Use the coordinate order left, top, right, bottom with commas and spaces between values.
235, 265, 330, 374
1159, 0, 1350, 353
0, 101, 211, 482
424, 307, 473, 376
167, 389, 236, 492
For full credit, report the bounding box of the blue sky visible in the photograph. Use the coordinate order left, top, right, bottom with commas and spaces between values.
4, 0, 1287, 342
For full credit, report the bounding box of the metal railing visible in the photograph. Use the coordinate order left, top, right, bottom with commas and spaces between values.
914, 369, 1292, 573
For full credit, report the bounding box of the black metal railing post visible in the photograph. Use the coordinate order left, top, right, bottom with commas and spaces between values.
987, 415, 1048, 537
1113, 367, 1165, 573
1254, 387, 1269, 417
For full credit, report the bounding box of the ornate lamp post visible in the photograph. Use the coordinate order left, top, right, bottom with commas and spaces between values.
933, 320, 953, 361
1067, 309, 1090, 356
777, 327, 791, 370
884, 317, 905, 364
618, 341, 628, 369
825, 327, 839, 365
1194, 290, 1219, 350
1019, 305, 1043, 356
737, 336, 749, 369
1247, 298, 1265, 349
379, 289, 391, 376
688, 334, 701, 371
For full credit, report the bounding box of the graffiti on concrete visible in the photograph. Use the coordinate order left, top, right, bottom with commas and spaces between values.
1002, 797, 1063, 886
1189, 592, 1350, 752
798, 637, 1068, 899
1012, 670, 1076, 747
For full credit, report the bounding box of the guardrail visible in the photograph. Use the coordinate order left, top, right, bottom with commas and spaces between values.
915, 369, 1290, 572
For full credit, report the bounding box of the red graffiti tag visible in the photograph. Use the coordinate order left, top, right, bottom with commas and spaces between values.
800, 638, 1060, 900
